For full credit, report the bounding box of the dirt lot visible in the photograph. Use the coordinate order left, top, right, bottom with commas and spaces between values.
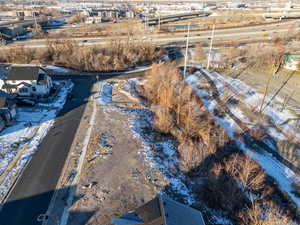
67, 79, 167, 225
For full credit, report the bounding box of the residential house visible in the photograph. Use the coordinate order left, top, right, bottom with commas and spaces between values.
0, 116, 5, 132
0, 95, 17, 132
111, 194, 206, 225
284, 54, 300, 71
3, 65, 53, 98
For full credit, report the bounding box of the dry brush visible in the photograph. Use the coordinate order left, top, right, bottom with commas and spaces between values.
137, 63, 298, 225
0, 39, 162, 72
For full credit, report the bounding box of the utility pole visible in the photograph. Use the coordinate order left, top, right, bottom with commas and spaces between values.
207, 24, 215, 70
144, 15, 147, 29
33, 0, 38, 34
183, 23, 190, 77
158, 13, 161, 30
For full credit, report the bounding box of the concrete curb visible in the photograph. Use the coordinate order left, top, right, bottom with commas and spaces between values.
59, 82, 98, 225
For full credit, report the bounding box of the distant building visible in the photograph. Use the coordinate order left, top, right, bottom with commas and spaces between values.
126, 11, 135, 19
16, 10, 40, 18
284, 54, 300, 71
111, 194, 206, 225
3, 65, 53, 98
86, 16, 102, 24
0, 25, 26, 39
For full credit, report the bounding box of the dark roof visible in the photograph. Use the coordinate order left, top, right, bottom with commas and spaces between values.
0, 97, 6, 108
112, 194, 206, 225
136, 197, 162, 223
7, 65, 44, 81
162, 195, 205, 225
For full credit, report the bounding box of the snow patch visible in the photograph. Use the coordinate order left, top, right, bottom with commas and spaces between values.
185, 68, 300, 208
45, 65, 72, 73
0, 81, 73, 200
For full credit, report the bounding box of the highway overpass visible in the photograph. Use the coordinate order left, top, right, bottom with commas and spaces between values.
143, 11, 211, 26
0, 16, 65, 29
0, 17, 65, 42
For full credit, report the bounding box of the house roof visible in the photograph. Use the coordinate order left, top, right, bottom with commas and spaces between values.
0, 97, 6, 108
162, 195, 205, 225
111, 194, 206, 225
7, 65, 46, 81
135, 197, 162, 224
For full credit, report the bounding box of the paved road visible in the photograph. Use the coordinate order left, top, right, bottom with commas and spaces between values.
6, 19, 300, 49
0, 79, 94, 225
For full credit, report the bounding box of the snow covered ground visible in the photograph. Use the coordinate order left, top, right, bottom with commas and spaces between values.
0, 67, 7, 80
0, 81, 73, 201
45, 65, 74, 73
17, 32, 34, 40
185, 68, 300, 208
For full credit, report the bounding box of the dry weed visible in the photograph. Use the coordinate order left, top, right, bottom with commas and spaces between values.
239, 201, 293, 225
0, 39, 160, 72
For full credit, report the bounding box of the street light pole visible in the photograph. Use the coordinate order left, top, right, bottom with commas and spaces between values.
33, 0, 38, 33
183, 23, 190, 77
158, 13, 161, 30
207, 24, 215, 70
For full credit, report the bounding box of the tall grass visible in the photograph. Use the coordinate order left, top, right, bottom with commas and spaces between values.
0, 39, 162, 72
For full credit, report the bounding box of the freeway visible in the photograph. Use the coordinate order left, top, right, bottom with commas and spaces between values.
6, 19, 300, 48
143, 11, 211, 25
0, 79, 94, 225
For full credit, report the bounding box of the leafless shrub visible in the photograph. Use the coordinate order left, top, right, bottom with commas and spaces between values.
47, 21, 155, 39
139, 63, 229, 172
224, 154, 265, 192
292, 180, 300, 198
0, 46, 36, 64
198, 153, 266, 216
0, 6, 9, 11
40, 8, 62, 17
239, 201, 293, 225
194, 44, 205, 61
0, 39, 160, 72
199, 165, 248, 215
30, 24, 46, 38
243, 42, 286, 70
68, 14, 86, 24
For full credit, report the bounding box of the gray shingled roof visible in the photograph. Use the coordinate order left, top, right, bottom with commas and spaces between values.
162, 195, 205, 225
0, 97, 6, 108
111, 194, 206, 225
8, 65, 40, 80
135, 197, 162, 223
